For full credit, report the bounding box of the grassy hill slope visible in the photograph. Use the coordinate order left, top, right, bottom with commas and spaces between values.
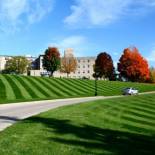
0, 74, 155, 103
0, 94, 155, 154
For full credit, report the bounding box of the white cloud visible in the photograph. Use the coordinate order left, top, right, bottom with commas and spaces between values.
0, 0, 27, 21
64, 0, 155, 27
49, 35, 87, 56
147, 50, 155, 62
0, 0, 54, 32
27, 0, 54, 24
59, 36, 86, 48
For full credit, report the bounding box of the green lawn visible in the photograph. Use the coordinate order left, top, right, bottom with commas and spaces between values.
0, 74, 155, 104
0, 94, 155, 155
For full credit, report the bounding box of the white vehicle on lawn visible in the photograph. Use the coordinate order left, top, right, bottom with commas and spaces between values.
122, 87, 139, 95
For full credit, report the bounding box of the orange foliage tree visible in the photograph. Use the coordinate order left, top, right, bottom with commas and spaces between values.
118, 47, 150, 82
61, 56, 77, 77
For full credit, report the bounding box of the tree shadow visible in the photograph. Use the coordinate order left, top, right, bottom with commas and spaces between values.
0, 116, 20, 122
26, 116, 155, 155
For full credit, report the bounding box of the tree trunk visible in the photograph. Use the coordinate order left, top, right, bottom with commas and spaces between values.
50, 71, 54, 78
67, 73, 69, 78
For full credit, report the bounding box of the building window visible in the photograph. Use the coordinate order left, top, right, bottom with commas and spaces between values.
78, 71, 80, 74
83, 65, 85, 68
88, 70, 90, 73
78, 65, 80, 68
83, 71, 85, 73
78, 60, 80, 63
88, 65, 90, 68
88, 60, 90, 63
83, 60, 85, 63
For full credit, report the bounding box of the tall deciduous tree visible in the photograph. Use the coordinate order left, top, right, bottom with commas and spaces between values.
118, 47, 150, 82
43, 47, 61, 77
61, 55, 77, 77
94, 52, 115, 80
4, 56, 29, 74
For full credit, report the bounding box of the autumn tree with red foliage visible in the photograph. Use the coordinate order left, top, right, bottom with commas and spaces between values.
43, 47, 61, 77
118, 47, 150, 82
94, 52, 115, 80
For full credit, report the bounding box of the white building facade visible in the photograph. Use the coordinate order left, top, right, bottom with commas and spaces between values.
30, 48, 96, 79
0, 56, 6, 71
30, 56, 96, 79
0, 49, 96, 79
0, 56, 12, 71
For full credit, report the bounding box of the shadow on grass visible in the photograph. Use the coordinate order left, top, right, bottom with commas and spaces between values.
0, 116, 20, 122
26, 116, 155, 155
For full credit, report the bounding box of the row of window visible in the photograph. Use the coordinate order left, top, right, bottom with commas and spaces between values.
77, 70, 90, 74
78, 65, 91, 68
78, 59, 91, 63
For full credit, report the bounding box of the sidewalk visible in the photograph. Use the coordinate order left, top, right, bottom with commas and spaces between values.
0, 91, 155, 132
0, 96, 110, 131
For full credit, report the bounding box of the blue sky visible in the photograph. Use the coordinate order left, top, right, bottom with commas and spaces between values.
0, 0, 155, 67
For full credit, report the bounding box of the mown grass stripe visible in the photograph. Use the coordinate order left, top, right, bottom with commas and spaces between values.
88, 98, 155, 129
106, 101, 155, 121
62, 79, 92, 94
77, 80, 95, 90
22, 76, 45, 98
70, 78, 92, 88
11, 75, 32, 99
65, 79, 92, 93
52, 78, 77, 96
128, 105, 155, 116
120, 117, 155, 131
107, 109, 155, 131
0, 76, 7, 100
121, 115, 155, 127
111, 100, 155, 120
4, 75, 24, 99
119, 121, 155, 133
103, 114, 155, 132
105, 106, 155, 127
133, 100, 155, 110
24, 77, 50, 98
44, 78, 69, 97
0, 75, 16, 100
56, 78, 87, 95
125, 109, 155, 120
97, 82, 116, 91
124, 100, 155, 114
33, 77, 59, 97
35, 77, 59, 97
0, 74, 155, 104
69, 79, 94, 92
15, 76, 39, 99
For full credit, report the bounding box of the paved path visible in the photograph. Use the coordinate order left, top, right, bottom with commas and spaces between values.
0, 91, 155, 132
0, 96, 121, 131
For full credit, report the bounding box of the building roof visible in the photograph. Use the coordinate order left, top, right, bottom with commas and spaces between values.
76, 56, 96, 59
